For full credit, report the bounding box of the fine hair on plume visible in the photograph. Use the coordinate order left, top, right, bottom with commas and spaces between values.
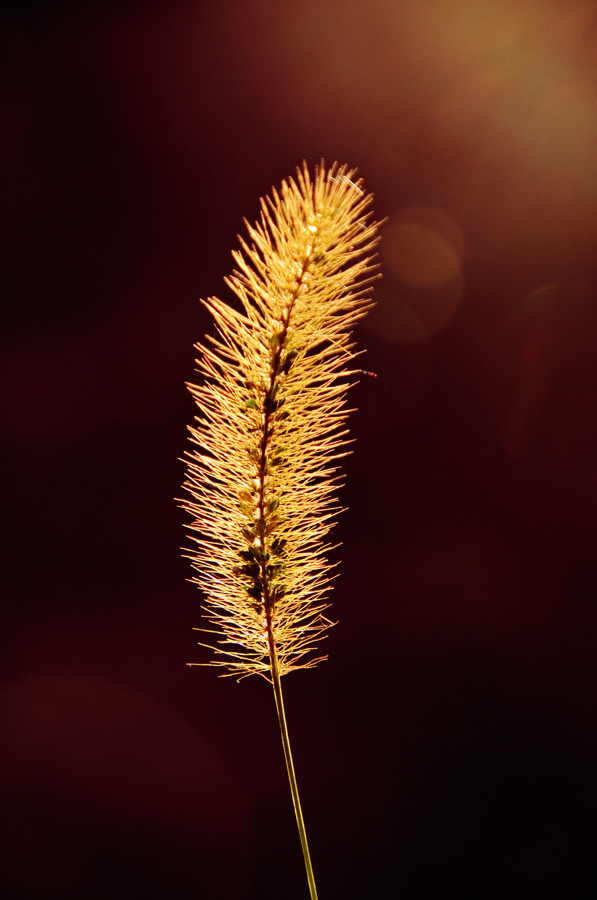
180, 161, 381, 899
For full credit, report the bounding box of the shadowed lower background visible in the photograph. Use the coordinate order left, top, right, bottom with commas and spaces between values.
2, 0, 597, 897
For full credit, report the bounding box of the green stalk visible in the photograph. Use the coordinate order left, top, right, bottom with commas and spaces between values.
268, 632, 319, 900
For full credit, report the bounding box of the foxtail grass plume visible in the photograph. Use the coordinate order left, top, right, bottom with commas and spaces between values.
181, 162, 380, 899
182, 162, 380, 681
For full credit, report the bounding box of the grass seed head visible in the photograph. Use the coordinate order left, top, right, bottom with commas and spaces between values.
182, 161, 381, 680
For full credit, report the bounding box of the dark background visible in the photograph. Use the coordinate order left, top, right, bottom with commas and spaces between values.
2, 1, 597, 897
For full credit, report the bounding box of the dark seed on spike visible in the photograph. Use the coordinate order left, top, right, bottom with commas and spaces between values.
271, 537, 286, 555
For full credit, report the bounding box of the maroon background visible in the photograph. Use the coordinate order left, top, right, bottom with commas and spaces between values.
2, 1, 597, 897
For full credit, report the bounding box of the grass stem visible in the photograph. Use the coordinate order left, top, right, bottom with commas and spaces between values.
268, 634, 319, 900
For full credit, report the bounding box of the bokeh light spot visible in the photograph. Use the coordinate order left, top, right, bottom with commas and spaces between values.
383, 217, 461, 288
374, 206, 466, 341
482, 282, 597, 503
